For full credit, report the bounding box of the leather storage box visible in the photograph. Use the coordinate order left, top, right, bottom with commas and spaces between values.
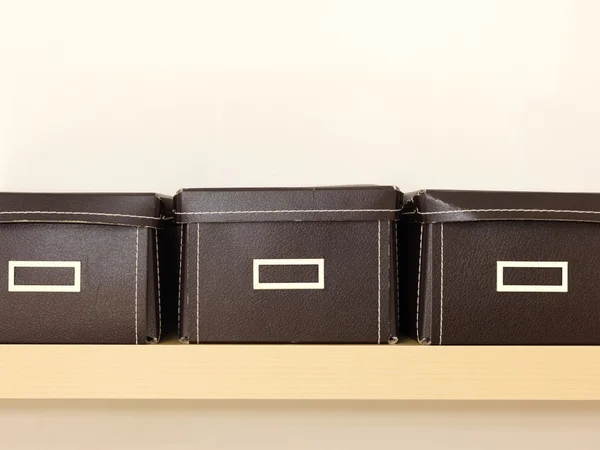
175, 186, 401, 344
400, 190, 600, 345
0, 193, 173, 344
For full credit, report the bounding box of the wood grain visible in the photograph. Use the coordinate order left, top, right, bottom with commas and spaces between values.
2, 342, 599, 400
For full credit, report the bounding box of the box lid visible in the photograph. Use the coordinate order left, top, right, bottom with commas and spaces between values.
175, 186, 401, 223
0, 193, 169, 228
402, 190, 600, 224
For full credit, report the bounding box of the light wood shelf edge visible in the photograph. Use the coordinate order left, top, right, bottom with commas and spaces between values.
2, 343, 599, 400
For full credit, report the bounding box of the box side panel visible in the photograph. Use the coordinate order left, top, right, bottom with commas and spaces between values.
146, 228, 159, 342
189, 221, 388, 343
442, 221, 600, 344
0, 223, 146, 343
399, 221, 438, 344
387, 220, 399, 343
178, 224, 190, 342
156, 221, 179, 342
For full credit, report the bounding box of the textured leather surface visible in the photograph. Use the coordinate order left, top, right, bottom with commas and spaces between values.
401, 190, 600, 345
175, 186, 400, 223
0, 224, 147, 343
0, 192, 165, 228
0, 193, 172, 344
403, 189, 600, 224
178, 186, 401, 344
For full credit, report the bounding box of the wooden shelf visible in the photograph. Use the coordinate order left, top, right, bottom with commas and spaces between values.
2, 341, 600, 400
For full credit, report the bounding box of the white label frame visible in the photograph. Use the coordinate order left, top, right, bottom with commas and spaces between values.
8, 261, 82, 293
496, 261, 568, 293
253, 258, 325, 290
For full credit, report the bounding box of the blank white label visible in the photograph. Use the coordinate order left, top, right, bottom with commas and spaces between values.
253, 258, 325, 290
8, 261, 81, 293
496, 261, 568, 293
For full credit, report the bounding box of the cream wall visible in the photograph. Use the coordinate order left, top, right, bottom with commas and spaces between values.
1, 401, 600, 450
1, 1, 600, 448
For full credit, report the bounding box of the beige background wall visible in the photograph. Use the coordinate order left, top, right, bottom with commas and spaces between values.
1, 1, 600, 448
2, 401, 600, 449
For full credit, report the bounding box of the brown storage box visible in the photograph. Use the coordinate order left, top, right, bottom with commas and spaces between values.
0, 193, 173, 344
175, 186, 401, 343
400, 190, 600, 345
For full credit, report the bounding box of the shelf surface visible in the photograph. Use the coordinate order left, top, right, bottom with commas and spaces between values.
2, 340, 600, 400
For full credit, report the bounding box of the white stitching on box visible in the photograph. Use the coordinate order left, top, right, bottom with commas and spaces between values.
405, 208, 600, 216
177, 224, 184, 338
416, 223, 424, 342
176, 208, 401, 215
377, 220, 381, 345
135, 227, 139, 345
439, 223, 444, 345
0, 211, 158, 219
155, 230, 162, 341
0, 219, 158, 228
196, 223, 200, 343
